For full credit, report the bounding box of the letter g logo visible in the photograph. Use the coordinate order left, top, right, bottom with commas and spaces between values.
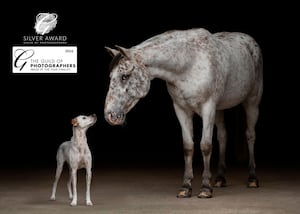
13, 49, 34, 71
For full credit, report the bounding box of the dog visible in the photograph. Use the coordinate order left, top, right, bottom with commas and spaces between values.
50, 114, 97, 206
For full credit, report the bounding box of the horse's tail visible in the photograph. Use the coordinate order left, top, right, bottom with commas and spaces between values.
247, 37, 263, 102
244, 36, 263, 72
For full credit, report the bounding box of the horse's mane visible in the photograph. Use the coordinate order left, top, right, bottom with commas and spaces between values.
109, 53, 123, 71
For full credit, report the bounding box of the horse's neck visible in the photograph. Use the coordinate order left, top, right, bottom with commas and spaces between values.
134, 28, 213, 83
137, 39, 188, 83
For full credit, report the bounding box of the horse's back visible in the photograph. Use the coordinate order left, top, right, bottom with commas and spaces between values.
214, 31, 262, 71
137, 28, 211, 49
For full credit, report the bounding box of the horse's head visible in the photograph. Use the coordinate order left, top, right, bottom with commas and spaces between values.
104, 46, 151, 125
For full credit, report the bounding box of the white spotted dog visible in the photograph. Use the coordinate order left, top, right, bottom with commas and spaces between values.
50, 114, 97, 206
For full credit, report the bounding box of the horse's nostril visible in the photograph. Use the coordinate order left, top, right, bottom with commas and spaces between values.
107, 112, 122, 120
105, 111, 125, 125
106, 112, 113, 121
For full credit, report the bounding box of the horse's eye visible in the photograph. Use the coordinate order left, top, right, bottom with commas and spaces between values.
121, 74, 130, 81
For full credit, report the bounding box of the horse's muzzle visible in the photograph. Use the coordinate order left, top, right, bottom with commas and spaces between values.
105, 111, 125, 126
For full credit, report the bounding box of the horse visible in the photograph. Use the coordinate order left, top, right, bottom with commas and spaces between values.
104, 28, 263, 198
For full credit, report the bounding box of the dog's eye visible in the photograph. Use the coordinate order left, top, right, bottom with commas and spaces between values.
82, 117, 86, 119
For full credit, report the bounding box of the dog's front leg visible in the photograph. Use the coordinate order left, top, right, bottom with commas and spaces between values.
67, 169, 73, 200
70, 168, 77, 206
86, 164, 93, 206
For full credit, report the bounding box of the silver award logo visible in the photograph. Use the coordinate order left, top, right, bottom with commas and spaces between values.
34, 13, 58, 35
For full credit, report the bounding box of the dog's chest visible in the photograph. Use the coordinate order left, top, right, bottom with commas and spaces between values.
78, 146, 89, 158
72, 146, 91, 168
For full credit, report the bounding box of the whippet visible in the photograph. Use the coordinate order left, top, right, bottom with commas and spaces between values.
50, 114, 97, 206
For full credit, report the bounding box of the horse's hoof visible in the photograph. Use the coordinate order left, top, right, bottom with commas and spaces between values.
247, 178, 259, 188
177, 188, 192, 198
214, 176, 226, 188
197, 187, 213, 198
214, 181, 225, 188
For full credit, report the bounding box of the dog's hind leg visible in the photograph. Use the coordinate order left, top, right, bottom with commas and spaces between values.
50, 150, 64, 201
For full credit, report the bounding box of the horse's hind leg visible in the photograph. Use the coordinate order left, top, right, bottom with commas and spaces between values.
243, 98, 260, 188
214, 110, 227, 187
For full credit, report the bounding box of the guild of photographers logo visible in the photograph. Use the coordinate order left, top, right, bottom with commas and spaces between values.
13, 46, 77, 73
12, 12, 77, 73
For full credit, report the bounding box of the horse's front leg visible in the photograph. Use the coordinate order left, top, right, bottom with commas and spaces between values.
198, 101, 216, 198
173, 103, 194, 198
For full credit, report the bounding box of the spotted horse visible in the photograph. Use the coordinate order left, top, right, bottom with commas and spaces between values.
104, 28, 263, 198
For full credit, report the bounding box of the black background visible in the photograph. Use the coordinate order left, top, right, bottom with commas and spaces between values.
2, 1, 299, 170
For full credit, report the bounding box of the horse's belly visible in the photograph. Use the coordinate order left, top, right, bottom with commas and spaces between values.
217, 91, 249, 109
217, 73, 254, 109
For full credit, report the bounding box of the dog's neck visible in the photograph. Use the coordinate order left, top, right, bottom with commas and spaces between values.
71, 127, 88, 147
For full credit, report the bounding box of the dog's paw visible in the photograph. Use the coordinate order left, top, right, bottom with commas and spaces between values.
86, 200, 93, 206
70, 200, 77, 206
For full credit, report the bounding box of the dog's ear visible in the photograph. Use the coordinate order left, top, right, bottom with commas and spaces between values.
71, 118, 78, 126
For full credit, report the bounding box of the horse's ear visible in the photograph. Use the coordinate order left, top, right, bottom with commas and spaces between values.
115, 45, 131, 59
105, 46, 119, 57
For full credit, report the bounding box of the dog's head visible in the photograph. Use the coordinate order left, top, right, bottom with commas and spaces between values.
71, 114, 97, 129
